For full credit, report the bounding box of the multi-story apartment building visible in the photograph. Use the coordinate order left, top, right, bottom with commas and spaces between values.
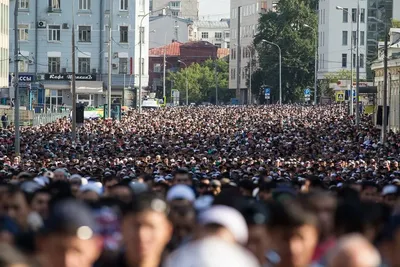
149, 15, 192, 49
8, 0, 149, 109
0, 0, 8, 97
189, 20, 230, 49
318, 0, 368, 80
229, 0, 275, 103
151, 0, 199, 20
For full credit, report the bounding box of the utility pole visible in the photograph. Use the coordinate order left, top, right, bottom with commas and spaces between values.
163, 47, 166, 105
236, 6, 241, 103
14, 0, 20, 155
382, 20, 388, 143
107, 0, 112, 118
215, 60, 218, 105
248, 48, 252, 105
355, 0, 360, 126
71, 0, 77, 140
350, 24, 354, 116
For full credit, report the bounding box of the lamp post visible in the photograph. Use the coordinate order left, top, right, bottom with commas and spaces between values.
13, 0, 20, 154
245, 46, 253, 105
262, 40, 282, 105
336, 6, 355, 116
178, 60, 188, 105
304, 24, 318, 105
138, 7, 168, 113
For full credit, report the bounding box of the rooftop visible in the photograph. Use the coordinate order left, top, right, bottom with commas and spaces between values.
217, 48, 230, 58
149, 42, 183, 56
193, 20, 229, 29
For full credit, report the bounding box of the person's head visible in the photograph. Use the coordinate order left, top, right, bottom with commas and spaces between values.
109, 183, 134, 204
299, 190, 337, 242
78, 184, 102, 203
30, 188, 51, 219
327, 234, 381, 267
377, 215, 400, 267
197, 205, 248, 245
258, 182, 276, 201
37, 199, 102, 267
121, 193, 173, 266
5, 186, 31, 231
211, 180, 222, 196
103, 176, 119, 196
173, 168, 192, 186
53, 169, 67, 181
242, 201, 270, 265
267, 199, 319, 267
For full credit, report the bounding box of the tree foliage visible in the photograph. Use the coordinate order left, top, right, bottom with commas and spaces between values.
393, 19, 400, 28
168, 59, 230, 104
253, 0, 317, 103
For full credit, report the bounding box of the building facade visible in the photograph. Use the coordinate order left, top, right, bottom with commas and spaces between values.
151, 0, 199, 20
8, 0, 149, 110
0, 0, 8, 94
318, 0, 368, 80
189, 20, 230, 49
371, 28, 400, 131
229, 0, 274, 102
149, 15, 191, 49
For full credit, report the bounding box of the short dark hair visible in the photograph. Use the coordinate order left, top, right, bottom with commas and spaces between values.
121, 192, 169, 217
174, 168, 189, 176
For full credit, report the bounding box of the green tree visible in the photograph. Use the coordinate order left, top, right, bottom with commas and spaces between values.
168, 59, 229, 104
254, 0, 317, 103
393, 19, 400, 28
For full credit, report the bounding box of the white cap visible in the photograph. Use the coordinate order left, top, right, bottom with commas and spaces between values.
382, 185, 398, 196
80, 183, 102, 195
194, 195, 214, 212
198, 205, 248, 244
166, 185, 196, 202
70, 174, 82, 180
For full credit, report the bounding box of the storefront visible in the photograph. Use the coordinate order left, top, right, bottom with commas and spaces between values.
43, 73, 104, 108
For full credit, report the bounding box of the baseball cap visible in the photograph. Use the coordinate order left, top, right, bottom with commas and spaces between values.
166, 185, 196, 202
42, 199, 98, 240
198, 205, 248, 244
382, 185, 398, 196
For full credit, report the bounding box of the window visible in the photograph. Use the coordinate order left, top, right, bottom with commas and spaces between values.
79, 0, 90, 10
215, 43, 221, 48
18, 60, 28, 72
49, 0, 60, 10
360, 31, 365, 46
18, 24, 29, 41
78, 26, 91, 42
351, 8, 356, 22
342, 31, 348, 45
119, 58, 128, 74
201, 32, 209, 39
141, 58, 144, 75
225, 32, 230, 38
353, 53, 356, 68
352, 31, 356, 45
343, 8, 348, 22
171, 11, 179, 16
78, 58, 90, 73
342, 53, 347, 68
153, 63, 161, 73
227, 42, 230, 48
48, 57, 60, 73
48, 25, 61, 41
139, 0, 145, 12
120, 26, 128, 43
120, 0, 128, 11
360, 8, 365, 23
170, 1, 180, 8
46, 90, 63, 107
215, 32, 222, 39
18, 0, 29, 9
360, 53, 364, 68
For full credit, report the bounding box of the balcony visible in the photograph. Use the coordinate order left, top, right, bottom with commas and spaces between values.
48, 6, 61, 13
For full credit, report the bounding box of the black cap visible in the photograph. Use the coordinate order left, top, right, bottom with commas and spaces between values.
42, 199, 98, 239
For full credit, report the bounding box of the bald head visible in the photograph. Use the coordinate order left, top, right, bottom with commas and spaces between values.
327, 234, 381, 267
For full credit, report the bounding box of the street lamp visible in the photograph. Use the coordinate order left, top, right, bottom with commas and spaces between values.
178, 60, 189, 105
138, 7, 168, 114
245, 46, 253, 105
337, 1, 361, 126
336, 6, 355, 116
369, 16, 388, 143
262, 40, 282, 105
304, 24, 318, 105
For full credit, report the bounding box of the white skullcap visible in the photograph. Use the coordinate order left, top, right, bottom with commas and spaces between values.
166, 185, 196, 202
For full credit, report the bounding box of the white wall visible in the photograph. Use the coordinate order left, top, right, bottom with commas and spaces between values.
0, 0, 9, 88
318, 0, 367, 79
135, 0, 150, 89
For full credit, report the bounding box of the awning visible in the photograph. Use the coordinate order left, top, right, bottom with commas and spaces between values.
44, 84, 70, 90
72, 81, 103, 94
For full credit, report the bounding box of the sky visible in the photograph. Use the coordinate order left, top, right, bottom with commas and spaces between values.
198, 0, 230, 20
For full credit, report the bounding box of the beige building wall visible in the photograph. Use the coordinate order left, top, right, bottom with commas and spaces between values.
152, 0, 199, 20
0, 0, 9, 89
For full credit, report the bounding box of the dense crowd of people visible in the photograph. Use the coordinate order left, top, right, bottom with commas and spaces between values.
0, 105, 399, 267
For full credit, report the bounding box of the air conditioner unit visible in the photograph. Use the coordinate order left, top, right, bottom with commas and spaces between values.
62, 23, 70, 29
113, 52, 119, 58
91, 68, 97, 73
61, 67, 67, 73
37, 21, 47, 28
112, 63, 118, 69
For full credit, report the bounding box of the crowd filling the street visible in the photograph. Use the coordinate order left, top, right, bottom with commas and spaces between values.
1, 105, 400, 267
